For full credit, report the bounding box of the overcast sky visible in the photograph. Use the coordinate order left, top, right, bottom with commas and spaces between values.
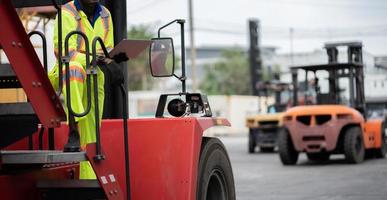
127, 0, 387, 55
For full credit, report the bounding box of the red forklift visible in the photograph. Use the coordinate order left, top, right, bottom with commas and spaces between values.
0, 0, 235, 199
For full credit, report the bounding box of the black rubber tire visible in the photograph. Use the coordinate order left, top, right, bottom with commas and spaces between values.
260, 147, 275, 153
306, 153, 330, 162
344, 126, 365, 164
197, 137, 236, 200
248, 130, 256, 154
278, 128, 299, 165
375, 122, 387, 158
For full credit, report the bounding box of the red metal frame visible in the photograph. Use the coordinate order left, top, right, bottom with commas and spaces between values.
0, 0, 65, 127
1, 118, 230, 200
0, 165, 78, 200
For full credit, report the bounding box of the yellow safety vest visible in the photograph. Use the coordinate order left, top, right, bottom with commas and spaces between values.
50, 0, 114, 87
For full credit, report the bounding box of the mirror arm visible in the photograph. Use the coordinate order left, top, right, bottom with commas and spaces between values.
158, 19, 184, 37
157, 19, 187, 93
178, 20, 186, 93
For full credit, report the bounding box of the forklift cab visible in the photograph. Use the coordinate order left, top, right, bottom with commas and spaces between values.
291, 42, 366, 116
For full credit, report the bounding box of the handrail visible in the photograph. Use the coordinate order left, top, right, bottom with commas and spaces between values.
52, 0, 64, 96
91, 36, 109, 160
28, 31, 48, 72
63, 31, 92, 117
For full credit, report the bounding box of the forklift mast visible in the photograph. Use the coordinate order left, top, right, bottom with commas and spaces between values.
291, 41, 366, 116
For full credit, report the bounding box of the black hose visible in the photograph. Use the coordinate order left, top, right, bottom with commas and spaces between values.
120, 84, 131, 200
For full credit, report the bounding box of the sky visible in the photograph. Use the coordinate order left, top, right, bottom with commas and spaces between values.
126, 0, 387, 55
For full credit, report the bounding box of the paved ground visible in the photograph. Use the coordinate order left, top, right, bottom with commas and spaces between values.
218, 136, 387, 200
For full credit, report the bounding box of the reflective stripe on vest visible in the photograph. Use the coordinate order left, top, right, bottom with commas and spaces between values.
100, 7, 110, 42
62, 2, 84, 53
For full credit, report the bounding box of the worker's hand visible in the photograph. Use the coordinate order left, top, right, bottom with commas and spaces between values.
113, 52, 129, 64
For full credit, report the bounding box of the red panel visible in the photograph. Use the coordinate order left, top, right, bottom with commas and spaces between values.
2, 117, 229, 200
0, 165, 78, 200
0, 0, 66, 127
86, 143, 125, 200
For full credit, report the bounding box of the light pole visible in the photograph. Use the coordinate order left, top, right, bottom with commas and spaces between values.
188, 0, 197, 92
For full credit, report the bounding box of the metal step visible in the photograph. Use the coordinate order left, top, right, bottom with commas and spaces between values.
0, 103, 35, 116
0, 150, 87, 164
37, 180, 105, 200
0, 64, 21, 88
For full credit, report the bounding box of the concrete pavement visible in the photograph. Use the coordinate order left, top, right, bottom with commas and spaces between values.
219, 136, 387, 200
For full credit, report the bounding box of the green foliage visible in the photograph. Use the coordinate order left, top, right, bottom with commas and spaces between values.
127, 25, 155, 91
200, 49, 251, 95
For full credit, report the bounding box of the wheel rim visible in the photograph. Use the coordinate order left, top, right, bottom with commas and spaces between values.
206, 168, 227, 200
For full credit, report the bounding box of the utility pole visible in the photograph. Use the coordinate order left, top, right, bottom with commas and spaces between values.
289, 27, 294, 65
188, 0, 197, 92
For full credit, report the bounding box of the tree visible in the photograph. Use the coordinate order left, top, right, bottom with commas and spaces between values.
200, 49, 251, 95
127, 25, 155, 91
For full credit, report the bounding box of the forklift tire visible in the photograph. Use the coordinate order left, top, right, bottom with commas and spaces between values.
260, 147, 275, 153
197, 137, 236, 200
344, 126, 365, 164
248, 131, 256, 154
306, 153, 330, 162
278, 128, 298, 165
375, 123, 387, 158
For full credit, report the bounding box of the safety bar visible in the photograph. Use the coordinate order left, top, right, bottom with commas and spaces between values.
91, 36, 109, 160
27, 31, 48, 150
63, 31, 92, 118
28, 31, 48, 72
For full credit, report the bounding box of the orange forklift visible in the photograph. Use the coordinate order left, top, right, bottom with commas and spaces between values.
0, 0, 235, 199
278, 42, 386, 165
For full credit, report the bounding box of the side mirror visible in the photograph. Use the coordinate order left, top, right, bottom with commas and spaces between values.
149, 38, 175, 77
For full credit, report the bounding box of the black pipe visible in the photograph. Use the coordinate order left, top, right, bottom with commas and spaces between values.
120, 84, 131, 200
38, 127, 45, 150
304, 70, 308, 105
291, 69, 298, 106
178, 20, 186, 93
28, 31, 48, 72
51, 0, 64, 95
28, 31, 49, 150
64, 31, 92, 118
48, 128, 55, 150
91, 37, 110, 159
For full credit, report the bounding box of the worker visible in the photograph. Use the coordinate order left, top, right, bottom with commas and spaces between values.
48, 0, 122, 179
